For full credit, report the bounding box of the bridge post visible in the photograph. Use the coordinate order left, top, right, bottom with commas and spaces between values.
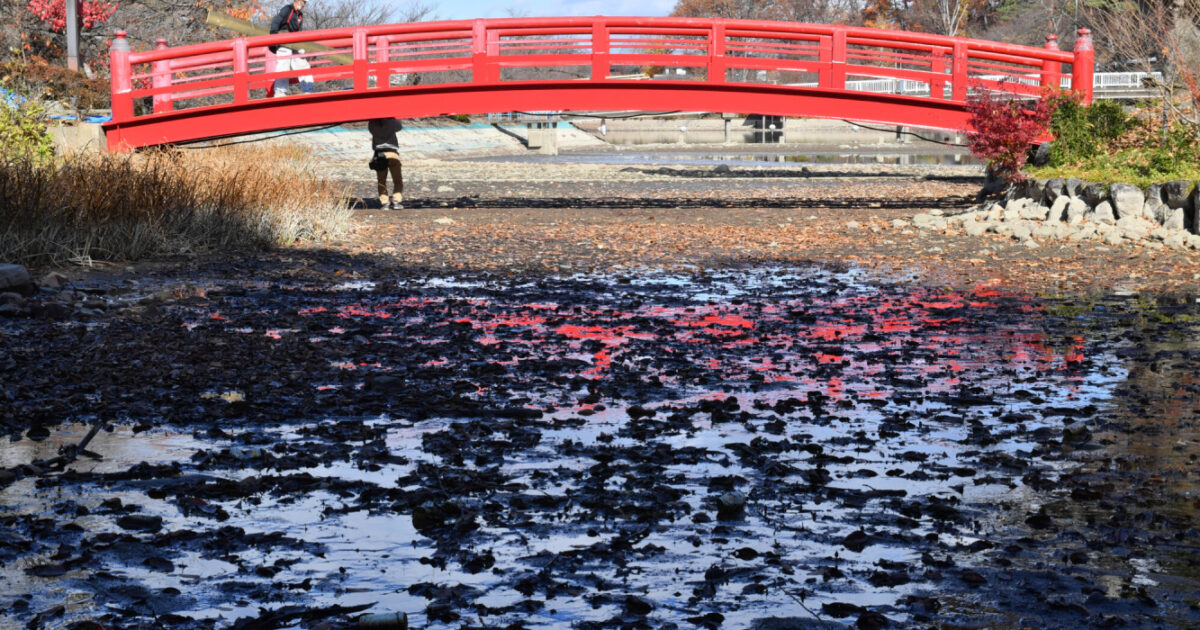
232, 38, 249, 104
951, 42, 968, 101
1072, 28, 1094, 104
353, 27, 369, 91
1041, 35, 1061, 92
930, 48, 947, 99
592, 21, 609, 80
708, 21, 726, 84
152, 38, 173, 114
109, 31, 133, 123
472, 20, 499, 84
830, 30, 847, 89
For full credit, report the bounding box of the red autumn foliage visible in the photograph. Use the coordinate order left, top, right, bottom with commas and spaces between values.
26, 0, 117, 34
965, 88, 1076, 182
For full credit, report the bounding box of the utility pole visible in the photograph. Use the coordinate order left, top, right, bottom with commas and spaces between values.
66, 0, 80, 71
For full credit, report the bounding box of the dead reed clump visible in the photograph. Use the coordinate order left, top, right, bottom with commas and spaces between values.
0, 144, 352, 266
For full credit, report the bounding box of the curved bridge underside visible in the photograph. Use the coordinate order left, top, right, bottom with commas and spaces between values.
102, 16, 1093, 151
107, 82, 975, 149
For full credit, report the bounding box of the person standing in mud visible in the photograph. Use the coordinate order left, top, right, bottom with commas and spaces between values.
268, 0, 313, 97
369, 117, 404, 209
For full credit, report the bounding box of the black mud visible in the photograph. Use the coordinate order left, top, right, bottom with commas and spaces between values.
1, 259, 1198, 629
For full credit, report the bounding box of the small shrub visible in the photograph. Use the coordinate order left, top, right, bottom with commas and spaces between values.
1047, 99, 1130, 167
450, 114, 471, 123
0, 81, 54, 165
965, 88, 1073, 182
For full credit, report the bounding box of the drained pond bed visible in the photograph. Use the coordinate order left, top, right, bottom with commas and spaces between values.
1, 264, 1198, 629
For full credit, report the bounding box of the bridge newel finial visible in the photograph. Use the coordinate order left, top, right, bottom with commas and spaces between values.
1075, 28, 1093, 52
1044, 34, 1059, 50
111, 30, 131, 53
155, 38, 168, 50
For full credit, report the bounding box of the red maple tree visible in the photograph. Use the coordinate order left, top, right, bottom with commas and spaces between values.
27, 0, 117, 34
965, 88, 1076, 182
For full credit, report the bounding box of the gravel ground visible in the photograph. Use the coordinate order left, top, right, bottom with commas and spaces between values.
311, 153, 1200, 297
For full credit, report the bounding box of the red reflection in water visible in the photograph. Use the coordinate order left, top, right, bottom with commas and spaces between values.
283, 282, 1087, 397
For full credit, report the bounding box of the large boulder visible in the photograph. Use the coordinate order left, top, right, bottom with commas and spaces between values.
1164, 208, 1187, 231
1043, 178, 1067, 204
1083, 182, 1110, 206
1093, 200, 1117, 224
1110, 183, 1146, 221
1192, 186, 1200, 234
0, 264, 34, 296
1065, 198, 1091, 224
1048, 196, 1071, 222
1162, 180, 1194, 210
1145, 197, 1172, 226
1065, 177, 1085, 198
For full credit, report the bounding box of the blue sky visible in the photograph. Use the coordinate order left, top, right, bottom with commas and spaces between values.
429, 0, 677, 21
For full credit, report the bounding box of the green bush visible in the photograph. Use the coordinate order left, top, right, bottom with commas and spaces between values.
1047, 99, 1129, 167
0, 82, 54, 166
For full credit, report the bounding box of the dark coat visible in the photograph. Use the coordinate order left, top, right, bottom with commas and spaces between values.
268, 4, 304, 52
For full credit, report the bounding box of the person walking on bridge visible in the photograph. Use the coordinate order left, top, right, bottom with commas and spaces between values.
369, 118, 405, 209
269, 0, 313, 97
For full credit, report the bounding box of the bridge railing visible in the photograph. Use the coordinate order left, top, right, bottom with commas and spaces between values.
108, 17, 1091, 125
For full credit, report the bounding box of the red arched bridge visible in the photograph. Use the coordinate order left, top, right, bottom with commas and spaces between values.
102, 17, 1094, 151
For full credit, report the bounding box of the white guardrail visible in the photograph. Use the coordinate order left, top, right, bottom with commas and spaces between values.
791, 72, 1162, 98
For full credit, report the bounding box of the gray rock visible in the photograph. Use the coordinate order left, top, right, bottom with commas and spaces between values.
1164, 208, 1186, 231
891, 219, 911, 229
1103, 230, 1125, 246
38, 272, 67, 290
0, 264, 33, 296
1164, 233, 1188, 249
1011, 224, 1033, 241
1019, 201, 1049, 221
1083, 182, 1109, 206
1048, 196, 1070, 222
1033, 224, 1057, 240
1146, 183, 1164, 203
436, 185, 455, 193
1150, 227, 1171, 242
1093, 200, 1116, 224
0, 292, 23, 306
1162, 180, 1194, 209
1043, 177, 1067, 204
1191, 186, 1200, 234
1065, 177, 1085, 198
1110, 183, 1145, 221
845, 220, 861, 229
716, 491, 746, 520
1063, 422, 1093, 445
1145, 197, 1172, 225
965, 222, 988, 236
1065, 198, 1091, 224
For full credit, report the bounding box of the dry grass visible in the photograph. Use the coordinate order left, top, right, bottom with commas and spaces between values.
0, 145, 352, 266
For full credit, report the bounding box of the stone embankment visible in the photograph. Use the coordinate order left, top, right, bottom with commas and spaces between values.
908, 178, 1200, 251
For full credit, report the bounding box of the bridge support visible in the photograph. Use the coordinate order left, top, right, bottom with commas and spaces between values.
527, 122, 558, 155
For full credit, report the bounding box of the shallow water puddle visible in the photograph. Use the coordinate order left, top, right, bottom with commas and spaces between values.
2, 265, 1198, 629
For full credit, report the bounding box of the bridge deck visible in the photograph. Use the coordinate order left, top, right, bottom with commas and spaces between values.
103, 17, 1094, 151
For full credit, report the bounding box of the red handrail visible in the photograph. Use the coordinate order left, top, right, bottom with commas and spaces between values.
104, 17, 1093, 149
